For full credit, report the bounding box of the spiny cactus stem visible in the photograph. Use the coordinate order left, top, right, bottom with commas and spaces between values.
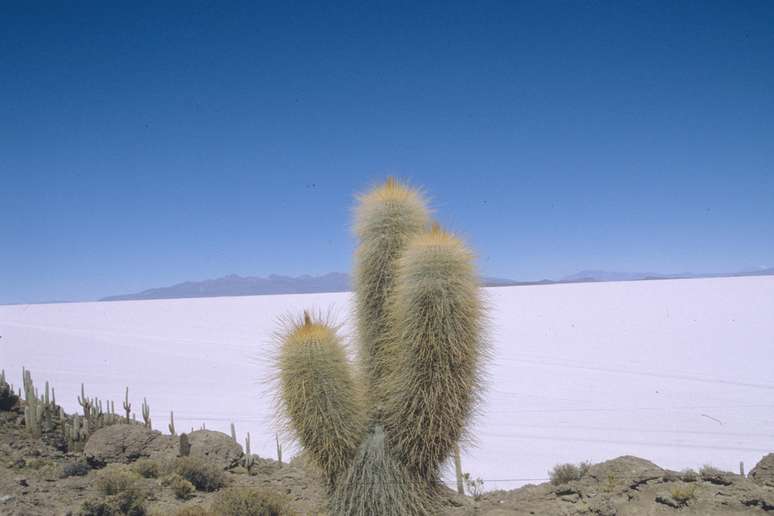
230, 422, 236, 442
141, 397, 151, 429
77, 383, 91, 417
123, 387, 131, 422
179, 433, 191, 457
168, 410, 176, 435
244, 432, 254, 471
276, 433, 283, 466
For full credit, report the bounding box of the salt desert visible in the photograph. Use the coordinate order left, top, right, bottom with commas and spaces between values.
1, 275, 772, 490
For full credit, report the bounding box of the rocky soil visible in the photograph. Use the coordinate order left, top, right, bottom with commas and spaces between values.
1, 397, 773, 515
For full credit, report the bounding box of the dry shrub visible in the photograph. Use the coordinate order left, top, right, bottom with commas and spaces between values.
164, 473, 196, 500
211, 487, 295, 516
174, 507, 212, 516
549, 462, 590, 485
96, 464, 145, 496
131, 459, 161, 479
670, 483, 697, 505
81, 491, 147, 516
172, 456, 226, 492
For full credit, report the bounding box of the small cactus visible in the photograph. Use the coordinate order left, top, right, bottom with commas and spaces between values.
77, 383, 91, 418
244, 432, 255, 471
179, 433, 191, 457
123, 387, 131, 422
141, 397, 151, 429
0, 370, 19, 410
168, 411, 176, 435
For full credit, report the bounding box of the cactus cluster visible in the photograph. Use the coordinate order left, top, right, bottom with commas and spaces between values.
4, 368, 162, 452
275, 179, 485, 514
22, 368, 57, 437
0, 370, 20, 410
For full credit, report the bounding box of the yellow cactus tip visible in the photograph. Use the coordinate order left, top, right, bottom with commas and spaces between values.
385, 176, 397, 188
430, 221, 442, 233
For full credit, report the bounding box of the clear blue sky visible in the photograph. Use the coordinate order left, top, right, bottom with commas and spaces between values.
2, 1, 772, 304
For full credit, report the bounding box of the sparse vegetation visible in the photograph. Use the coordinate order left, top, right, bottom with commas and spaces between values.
85, 464, 148, 515
700, 464, 725, 477
680, 468, 699, 482
165, 474, 196, 500
172, 456, 227, 492
463, 473, 485, 500
61, 459, 91, 477
131, 458, 160, 479
670, 483, 697, 505
173, 507, 212, 516
81, 491, 148, 516
211, 487, 294, 515
96, 464, 145, 496
550, 461, 591, 485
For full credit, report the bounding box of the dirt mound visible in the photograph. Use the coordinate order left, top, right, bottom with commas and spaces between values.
451, 456, 774, 515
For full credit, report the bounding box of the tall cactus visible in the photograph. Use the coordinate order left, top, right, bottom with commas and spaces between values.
275, 179, 484, 514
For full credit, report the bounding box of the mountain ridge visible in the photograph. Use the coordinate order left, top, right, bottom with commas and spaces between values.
99, 267, 774, 302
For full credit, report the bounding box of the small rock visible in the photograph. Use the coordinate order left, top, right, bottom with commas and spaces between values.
655, 495, 680, 509
0, 495, 15, 503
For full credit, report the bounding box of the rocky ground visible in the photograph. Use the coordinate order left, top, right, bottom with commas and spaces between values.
1, 397, 773, 515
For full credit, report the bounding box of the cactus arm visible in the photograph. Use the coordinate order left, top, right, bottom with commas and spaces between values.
353, 178, 430, 396
383, 226, 485, 479
277, 312, 366, 486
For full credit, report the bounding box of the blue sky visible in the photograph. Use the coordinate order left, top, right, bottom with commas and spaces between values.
1, 1, 772, 304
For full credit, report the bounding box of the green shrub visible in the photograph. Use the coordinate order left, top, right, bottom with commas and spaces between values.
80, 491, 147, 516
680, 468, 698, 482
211, 487, 294, 516
549, 462, 590, 485
131, 459, 160, 479
172, 457, 226, 492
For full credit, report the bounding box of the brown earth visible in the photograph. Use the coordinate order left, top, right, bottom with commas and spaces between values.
1, 401, 772, 515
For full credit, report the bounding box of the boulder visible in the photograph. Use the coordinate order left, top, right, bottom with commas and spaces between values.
186, 430, 243, 469
750, 453, 774, 487
585, 455, 664, 490
83, 424, 174, 466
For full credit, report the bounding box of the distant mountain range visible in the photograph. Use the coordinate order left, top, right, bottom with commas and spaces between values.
99, 267, 774, 302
